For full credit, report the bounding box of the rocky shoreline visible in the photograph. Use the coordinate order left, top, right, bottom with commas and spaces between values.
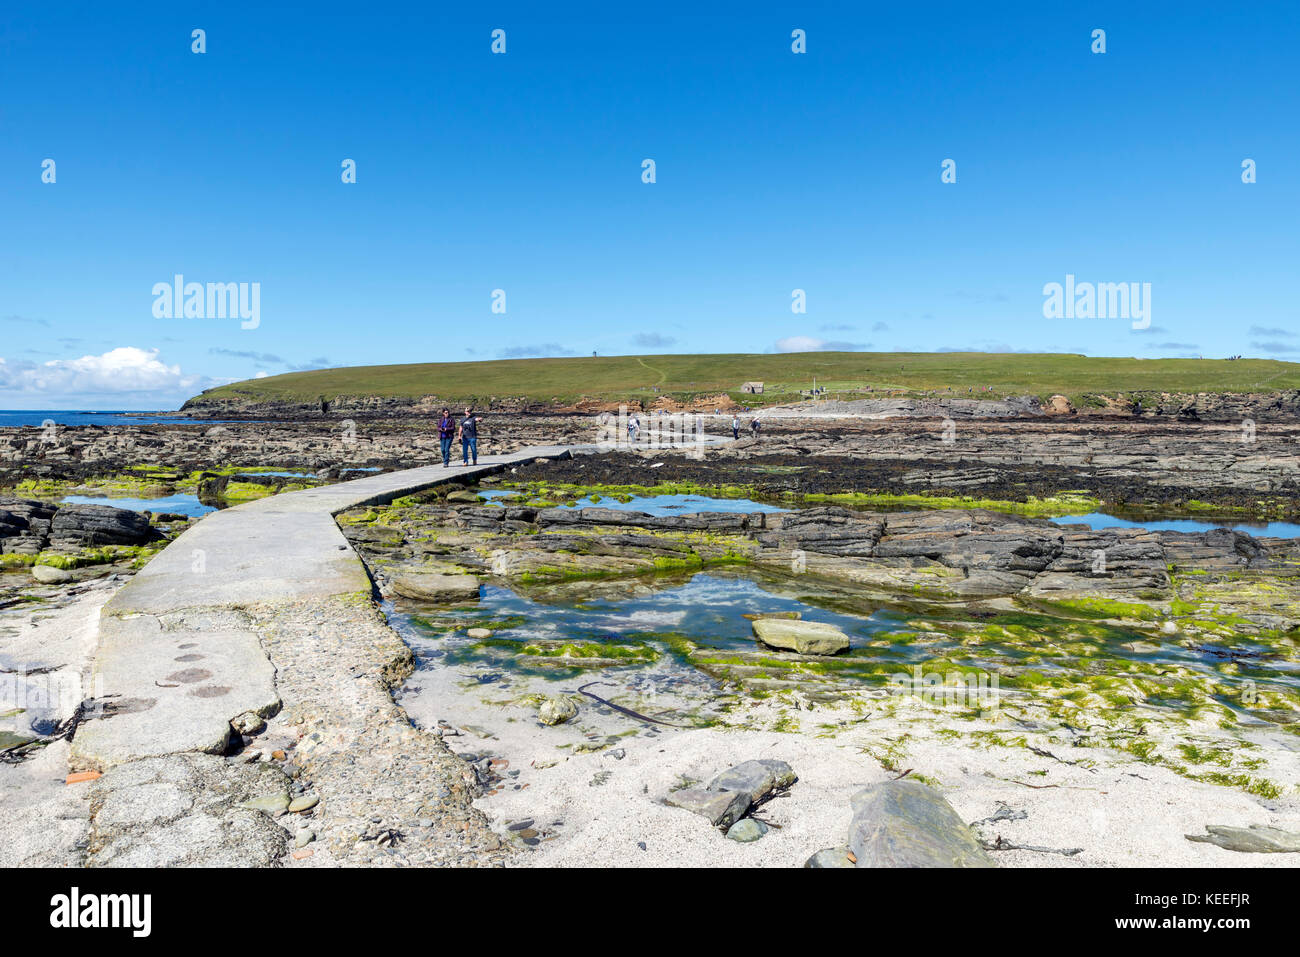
176, 389, 1300, 423
3, 416, 1299, 868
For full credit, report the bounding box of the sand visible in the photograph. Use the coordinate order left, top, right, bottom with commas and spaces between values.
398, 656, 1300, 868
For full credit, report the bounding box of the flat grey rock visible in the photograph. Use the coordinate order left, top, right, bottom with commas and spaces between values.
1186, 825, 1300, 853
665, 787, 752, 829
752, 618, 850, 656
848, 780, 996, 868
391, 570, 481, 603
707, 759, 797, 804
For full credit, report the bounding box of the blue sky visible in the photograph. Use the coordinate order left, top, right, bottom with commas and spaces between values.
2, 1, 1298, 408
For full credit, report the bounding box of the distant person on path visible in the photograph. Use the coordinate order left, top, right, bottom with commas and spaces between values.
731, 414, 741, 440
457, 408, 481, 466
437, 407, 455, 467
750, 416, 761, 437
628, 414, 641, 444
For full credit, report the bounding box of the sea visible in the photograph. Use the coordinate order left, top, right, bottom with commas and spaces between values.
0, 410, 202, 428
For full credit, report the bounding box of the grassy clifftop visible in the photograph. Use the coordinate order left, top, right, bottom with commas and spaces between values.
183, 351, 1300, 412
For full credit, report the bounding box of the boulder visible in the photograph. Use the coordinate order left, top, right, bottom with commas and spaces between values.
752, 619, 849, 656
707, 759, 797, 804
390, 568, 481, 603
49, 503, 162, 547
32, 564, 73, 583
444, 489, 482, 504
847, 780, 995, 868
665, 788, 751, 830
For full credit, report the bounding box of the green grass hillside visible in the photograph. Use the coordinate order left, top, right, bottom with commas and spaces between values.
184, 352, 1300, 410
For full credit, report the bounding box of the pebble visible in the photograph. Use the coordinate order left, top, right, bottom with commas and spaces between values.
725, 818, 770, 843
241, 793, 290, 814
288, 795, 320, 813
295, 829, 316, 848
467, 628, 493, 639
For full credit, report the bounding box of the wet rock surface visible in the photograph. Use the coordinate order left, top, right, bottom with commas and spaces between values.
847, 780, 996, 868
1, 497, 162, 552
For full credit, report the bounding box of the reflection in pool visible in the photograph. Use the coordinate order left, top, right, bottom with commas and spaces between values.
1051, 512, 1300, 539
61, 493, 215, 518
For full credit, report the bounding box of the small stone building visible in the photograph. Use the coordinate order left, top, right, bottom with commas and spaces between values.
741, 381, 764, 394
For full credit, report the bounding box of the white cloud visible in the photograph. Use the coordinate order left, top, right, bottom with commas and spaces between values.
774, 336, 869, 353
0, 347, 218, 406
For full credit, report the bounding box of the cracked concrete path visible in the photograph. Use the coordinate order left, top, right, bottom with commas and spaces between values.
73, 446, 579, 769
66, 443, 593, 865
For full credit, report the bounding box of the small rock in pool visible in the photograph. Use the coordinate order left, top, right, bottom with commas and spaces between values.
538, 696, 578, 726
726, 818, 769, 843
466, 627, 493, 639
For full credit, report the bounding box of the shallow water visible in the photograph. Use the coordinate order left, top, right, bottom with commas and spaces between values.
1051, 512, 1300, 539
386, 569, 1299, 736
60, 493, 215, 518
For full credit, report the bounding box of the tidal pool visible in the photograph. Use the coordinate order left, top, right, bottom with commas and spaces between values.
1051, 512, 1300, 539
61, 493, 215, 518
385, 568, 1299, 742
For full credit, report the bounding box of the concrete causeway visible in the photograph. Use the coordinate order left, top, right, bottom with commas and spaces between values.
73, 444, 580, 769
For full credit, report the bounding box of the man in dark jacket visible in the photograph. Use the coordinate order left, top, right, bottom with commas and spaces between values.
457, 408, 481, 465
